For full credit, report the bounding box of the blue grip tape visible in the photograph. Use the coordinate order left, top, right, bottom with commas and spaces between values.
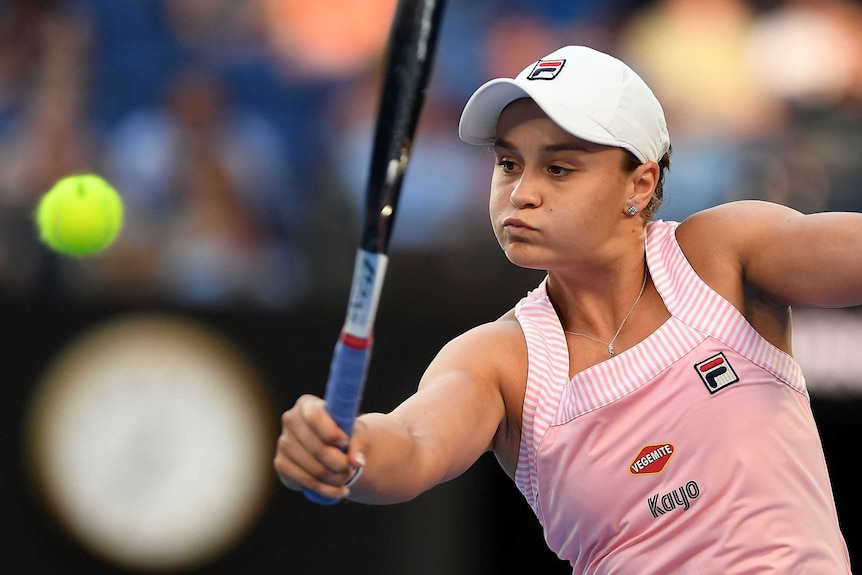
303, 340, 370, 505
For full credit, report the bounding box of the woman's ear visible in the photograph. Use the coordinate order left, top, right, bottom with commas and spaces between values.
628, 161, 659, 212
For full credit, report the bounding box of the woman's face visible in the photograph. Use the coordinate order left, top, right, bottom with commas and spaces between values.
489, 98, 634, 272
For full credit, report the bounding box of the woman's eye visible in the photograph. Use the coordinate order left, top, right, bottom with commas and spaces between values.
497, 159, 517, 171
547, 165, 571, 176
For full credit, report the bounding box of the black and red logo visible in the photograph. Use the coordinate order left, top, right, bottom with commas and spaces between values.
527, 59, 566, 80
694, 352, 739, 394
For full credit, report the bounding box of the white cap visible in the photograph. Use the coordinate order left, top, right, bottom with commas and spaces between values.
458, 46, 670, 163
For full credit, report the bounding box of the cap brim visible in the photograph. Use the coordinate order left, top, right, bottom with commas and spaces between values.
458, 79, 529, 145
458, 78, 639, 159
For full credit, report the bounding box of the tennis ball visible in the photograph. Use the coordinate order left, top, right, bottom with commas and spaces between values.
35, 174, 124, 257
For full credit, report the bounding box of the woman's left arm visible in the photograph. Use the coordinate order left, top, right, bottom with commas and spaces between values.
679, 200, 862, 308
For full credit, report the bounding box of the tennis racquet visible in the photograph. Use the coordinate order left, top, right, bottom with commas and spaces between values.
303, 0, 446, 505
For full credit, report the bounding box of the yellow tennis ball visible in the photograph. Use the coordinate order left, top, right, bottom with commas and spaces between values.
35, 174, 124, 257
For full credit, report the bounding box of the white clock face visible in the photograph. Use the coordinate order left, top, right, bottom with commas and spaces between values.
22, 313, 276, 573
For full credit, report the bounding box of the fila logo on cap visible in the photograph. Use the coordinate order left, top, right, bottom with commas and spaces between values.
695, 352, 739, 394
527, 59, 566, 80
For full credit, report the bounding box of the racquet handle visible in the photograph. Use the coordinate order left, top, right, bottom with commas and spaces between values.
303, 249, 385, 504
302, 337, 372, 505
323, 338, 372, 438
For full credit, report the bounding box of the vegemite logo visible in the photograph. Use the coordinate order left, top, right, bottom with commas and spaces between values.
695, 352, 739, 394
527, 59, 566, 80
630, 443, 675, 475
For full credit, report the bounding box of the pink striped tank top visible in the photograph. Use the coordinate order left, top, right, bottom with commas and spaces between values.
513, 220, 851, 574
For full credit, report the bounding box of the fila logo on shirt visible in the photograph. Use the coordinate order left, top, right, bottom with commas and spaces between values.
694, 352, 739, 394
527, 59, 565, 80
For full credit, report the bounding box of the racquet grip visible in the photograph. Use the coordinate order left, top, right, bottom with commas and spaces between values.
303, 338, 371, 505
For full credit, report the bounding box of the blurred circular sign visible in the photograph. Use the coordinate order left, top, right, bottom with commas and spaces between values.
22, 313, 276, 573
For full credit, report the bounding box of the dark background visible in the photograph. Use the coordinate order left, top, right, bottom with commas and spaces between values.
3, 259, 861, 574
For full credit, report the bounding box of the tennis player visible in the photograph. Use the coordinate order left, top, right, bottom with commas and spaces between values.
275, 45, 853, 572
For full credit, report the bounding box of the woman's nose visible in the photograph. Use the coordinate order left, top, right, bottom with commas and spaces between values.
510, 172, 541, 208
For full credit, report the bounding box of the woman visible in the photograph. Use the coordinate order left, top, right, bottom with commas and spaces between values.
275, 46, 853, 572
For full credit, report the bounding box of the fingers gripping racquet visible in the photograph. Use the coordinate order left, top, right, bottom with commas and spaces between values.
303, 0, 446, 505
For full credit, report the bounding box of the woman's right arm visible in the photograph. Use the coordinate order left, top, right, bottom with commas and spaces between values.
274, 319, 521, 504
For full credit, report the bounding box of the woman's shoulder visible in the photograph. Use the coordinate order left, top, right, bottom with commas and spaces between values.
677, 200, 797, 234
448, 310, 524, 350
674, 200, 802, 257
426, 310, 521, 358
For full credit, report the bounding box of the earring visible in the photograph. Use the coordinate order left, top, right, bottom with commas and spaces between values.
626, 205, 639, 216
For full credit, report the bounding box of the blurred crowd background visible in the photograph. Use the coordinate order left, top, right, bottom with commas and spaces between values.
3, 1, 862, 574
2, 0, 861, 312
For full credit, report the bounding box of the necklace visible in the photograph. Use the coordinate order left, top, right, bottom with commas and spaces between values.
564, 267, 648, 356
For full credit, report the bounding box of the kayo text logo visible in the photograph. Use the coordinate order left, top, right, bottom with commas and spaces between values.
648, 480, 701, 519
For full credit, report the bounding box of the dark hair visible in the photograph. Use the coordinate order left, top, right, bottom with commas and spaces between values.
622, 146, 672, 220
